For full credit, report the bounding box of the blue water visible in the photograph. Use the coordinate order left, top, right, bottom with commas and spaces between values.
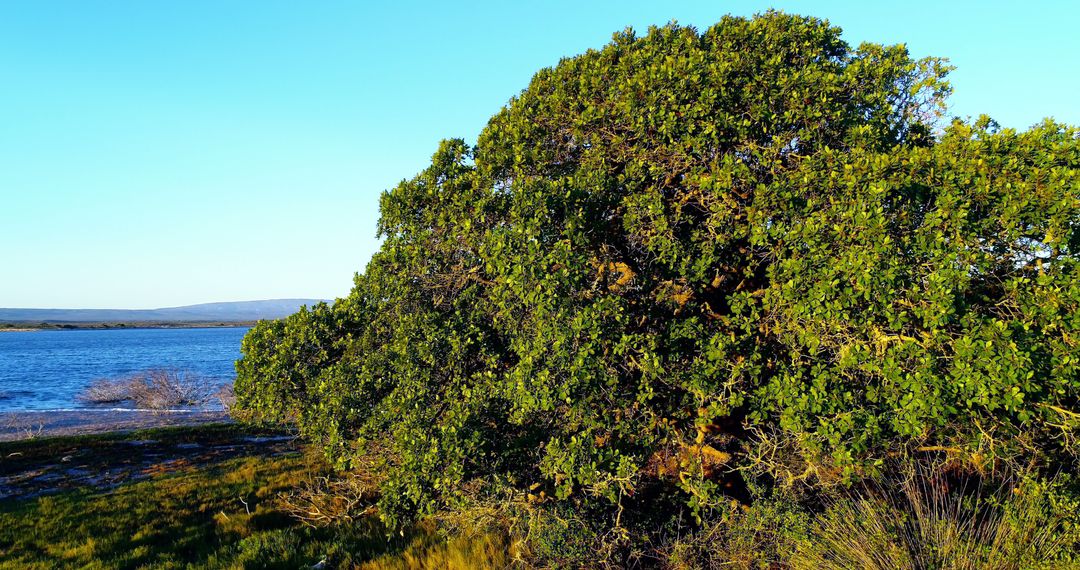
0, 327, 248, 411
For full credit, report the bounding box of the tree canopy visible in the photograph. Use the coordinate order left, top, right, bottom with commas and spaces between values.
235, 11, 1080, 532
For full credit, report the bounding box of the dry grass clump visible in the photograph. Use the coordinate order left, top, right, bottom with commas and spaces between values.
791, 463, 1080, 570
78, 369, 215, 409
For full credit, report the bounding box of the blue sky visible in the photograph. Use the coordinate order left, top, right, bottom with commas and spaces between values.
1, 1, 1077, 309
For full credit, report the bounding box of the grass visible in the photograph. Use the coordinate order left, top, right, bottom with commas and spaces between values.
0, 425, 512, 569
790, 467, 1080, 570
10, 425, 1074, 568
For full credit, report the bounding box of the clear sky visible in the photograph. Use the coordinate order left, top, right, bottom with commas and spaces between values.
1, 1, 1077, 309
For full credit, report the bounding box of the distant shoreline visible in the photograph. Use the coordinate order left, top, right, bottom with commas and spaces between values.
0, 321, 256, 331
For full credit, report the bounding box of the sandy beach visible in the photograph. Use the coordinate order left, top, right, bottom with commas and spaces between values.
0, 410, 232, 441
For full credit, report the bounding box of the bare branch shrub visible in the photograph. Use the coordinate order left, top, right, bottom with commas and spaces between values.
0, 415, 47, 441
77, 369, 214, 409
20, 423, 44, 440
214, 383, 237, 411
277, 473, 378, 527
130, 369, 213, 408
78, 378, 134, 405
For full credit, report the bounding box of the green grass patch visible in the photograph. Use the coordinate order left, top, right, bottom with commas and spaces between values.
0, 426, 513, 569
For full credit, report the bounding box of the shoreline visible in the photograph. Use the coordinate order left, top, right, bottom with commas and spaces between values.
1, 322, 255, 331
0, 409, 232, 441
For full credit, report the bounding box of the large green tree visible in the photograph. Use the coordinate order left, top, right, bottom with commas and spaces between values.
235, 12, 1080, 530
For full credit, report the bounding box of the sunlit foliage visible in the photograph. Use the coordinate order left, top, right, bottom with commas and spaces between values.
235, 11, 1080, 534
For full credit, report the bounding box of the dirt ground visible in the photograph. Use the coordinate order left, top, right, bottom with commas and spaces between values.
0, 423, 298, 501
0, 410, 233, 442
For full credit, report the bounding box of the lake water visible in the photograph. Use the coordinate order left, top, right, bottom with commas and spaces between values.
0, 327, 248, 412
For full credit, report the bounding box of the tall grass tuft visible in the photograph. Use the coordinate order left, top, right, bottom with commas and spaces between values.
791, 462, 1080, 570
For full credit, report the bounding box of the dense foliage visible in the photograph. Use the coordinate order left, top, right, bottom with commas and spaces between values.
235, 10, 1080, 544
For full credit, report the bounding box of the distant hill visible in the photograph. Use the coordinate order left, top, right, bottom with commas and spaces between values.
0, 299, 326, 323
